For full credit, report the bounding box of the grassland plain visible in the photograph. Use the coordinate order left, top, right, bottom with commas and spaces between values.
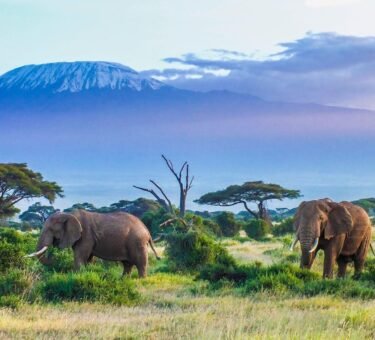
1, 240, 375, 339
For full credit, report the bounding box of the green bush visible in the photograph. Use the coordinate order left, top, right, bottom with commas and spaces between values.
272, 217, 294, 236
40, 269, 140, 305
244, 219, 271, 239
165, 230, 235, 271
0, 228, 37, 273
215, 212, 241, 237
202, 219, 222, 237
0, 241, 26, 272
200, 261, 375, 299
0, 294, 23, 309
0, 268, 34, 297
43, 248, 75, 273
0, 227, 36, 253
141, 209, 174, 237
302, 279, 375, 299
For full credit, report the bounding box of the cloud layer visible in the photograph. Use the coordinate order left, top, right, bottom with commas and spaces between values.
305, 0, 360, 8
144, 32, 375, 109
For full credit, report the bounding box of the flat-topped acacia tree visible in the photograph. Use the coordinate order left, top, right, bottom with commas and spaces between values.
0, 163, 63, 218
195, 181, 301, 222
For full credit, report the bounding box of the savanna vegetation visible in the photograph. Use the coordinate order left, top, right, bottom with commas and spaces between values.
1, 161, 375, 339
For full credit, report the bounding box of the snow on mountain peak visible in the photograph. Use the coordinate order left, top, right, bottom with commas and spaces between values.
0, 61, 166, 92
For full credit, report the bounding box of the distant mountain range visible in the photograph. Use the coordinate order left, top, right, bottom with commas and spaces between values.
1, 61, 373, 117
1, 61, 375, 208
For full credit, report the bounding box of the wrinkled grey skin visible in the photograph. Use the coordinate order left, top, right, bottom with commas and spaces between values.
293, 199, 372, 278
35, 210, 159, 278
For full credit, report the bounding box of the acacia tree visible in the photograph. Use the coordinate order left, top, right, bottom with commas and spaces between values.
134, 155, 194, 218
195, 181, 301, 222
64, 202, 98, 213
19, 202, 57, 228
0, 163, 63, 218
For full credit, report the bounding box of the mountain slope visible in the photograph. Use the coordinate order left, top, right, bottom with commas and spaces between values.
0, 61, 166, 93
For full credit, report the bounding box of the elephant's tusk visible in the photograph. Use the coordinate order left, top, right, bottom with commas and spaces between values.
24, 246, 48, 258
290, 237, 299, 251
309, 238, 319, 253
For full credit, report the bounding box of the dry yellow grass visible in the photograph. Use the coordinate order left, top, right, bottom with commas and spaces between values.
1, 295, 375, 339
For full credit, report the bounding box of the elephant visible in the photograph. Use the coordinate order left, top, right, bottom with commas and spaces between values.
291, 199, 372, 278
26, 210, 160, 278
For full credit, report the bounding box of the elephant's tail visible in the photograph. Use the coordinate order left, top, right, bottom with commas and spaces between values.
149, 238, 161, 260
370, 243, 375, 257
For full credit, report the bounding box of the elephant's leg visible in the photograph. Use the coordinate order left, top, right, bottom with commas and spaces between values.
87, 253, 94, 263
122, 261, 133, 277
323, 236, 345, 279
337, 256, 348, 278
73, 246, 93, 271
323, 249, 335, 279
354, 256, 365, 278
353, 233, 371, 278
135, 247, 148, 278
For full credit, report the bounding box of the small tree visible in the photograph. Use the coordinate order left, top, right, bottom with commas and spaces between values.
0, 163, 63, 218
104, 198, 161, 217
19, 202, 57, 228
215, 212, 241, 237
195, 181, 301, 223
64, 202, 98, 213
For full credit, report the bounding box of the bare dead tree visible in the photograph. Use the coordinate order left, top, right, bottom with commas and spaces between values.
133, 180, 174, 215
161, 155, 194, 217
133, 154, 194, 218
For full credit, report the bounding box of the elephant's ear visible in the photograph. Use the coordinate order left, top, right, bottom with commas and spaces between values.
60, 213, 83, 248
325, 204, 353, 240
293, 201, 306, 231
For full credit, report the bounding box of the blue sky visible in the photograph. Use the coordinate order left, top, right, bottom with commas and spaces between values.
2, 0, 375, 213
1, 0, 375, 75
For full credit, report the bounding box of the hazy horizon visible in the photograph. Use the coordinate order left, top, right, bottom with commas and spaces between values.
1, 1, 375, 215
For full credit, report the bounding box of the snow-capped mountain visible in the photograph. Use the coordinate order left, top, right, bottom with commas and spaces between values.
0, 61, 166, 93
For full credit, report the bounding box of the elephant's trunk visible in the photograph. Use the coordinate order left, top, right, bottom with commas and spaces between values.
298, 222, 319, 269
34, 230, 54, 265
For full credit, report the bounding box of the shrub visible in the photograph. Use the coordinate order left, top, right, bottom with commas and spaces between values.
0, 241, 26, 272
244, 219, 271, 239
0, 227, 36, 253
200, 261, 375, 299
165, 230, 235, 271
0, 294, 23, 309
0, 268, 34, 297
142, 209, 174, 237
0, 228, 37, 273
202, 219, 222, 237
302, 279, 375, 299
199, 263, 250, 283
215, 212, 241, 237
272, 217, 294, 236
40, 269, 140, 305
44, 248, 75, 273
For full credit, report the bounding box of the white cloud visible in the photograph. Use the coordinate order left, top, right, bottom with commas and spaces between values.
148, 33, 375, 110
305, 0, 360, 8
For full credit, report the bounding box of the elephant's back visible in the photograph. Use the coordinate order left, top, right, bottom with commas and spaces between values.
98, 211, 150, 237
340, 201, 371, 228
340, 202, 372, 256
83, 211, 150, 261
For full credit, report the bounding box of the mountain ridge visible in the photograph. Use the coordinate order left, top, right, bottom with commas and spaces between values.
0, 61, 166, 93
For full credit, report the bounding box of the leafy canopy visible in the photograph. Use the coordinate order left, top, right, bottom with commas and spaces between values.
0, 163, 63, 217
19, 202, 57, 227
195, 181, 301, 219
